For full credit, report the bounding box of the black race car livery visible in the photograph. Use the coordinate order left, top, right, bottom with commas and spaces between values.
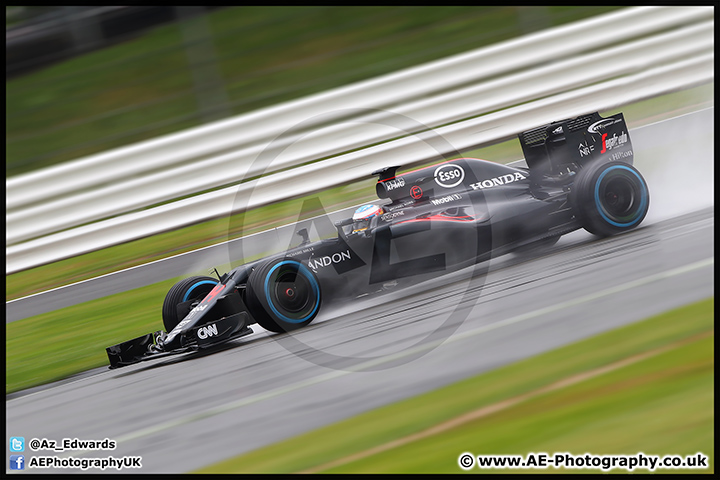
107, 111, 649, 368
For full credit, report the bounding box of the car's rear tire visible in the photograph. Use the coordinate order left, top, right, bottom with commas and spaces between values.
162, 276, 218, 332
570, 161, 649, 237
245, 258, 321, 333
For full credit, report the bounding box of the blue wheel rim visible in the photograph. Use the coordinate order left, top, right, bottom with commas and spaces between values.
594, 165, 648, 227
183, 280, 218, 302
264, 261, 320, 324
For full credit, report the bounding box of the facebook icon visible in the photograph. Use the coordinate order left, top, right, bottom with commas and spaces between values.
10, 455, 24, 470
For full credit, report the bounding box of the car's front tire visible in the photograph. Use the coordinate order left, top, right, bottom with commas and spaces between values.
245, 258, 322, 333
570, 161, 649, 237
162, 276, 219, 332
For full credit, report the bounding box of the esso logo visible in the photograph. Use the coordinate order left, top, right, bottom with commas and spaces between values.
434, 164, 465, 188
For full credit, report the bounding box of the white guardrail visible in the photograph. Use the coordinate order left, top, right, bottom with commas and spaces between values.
6, 6, 714, 273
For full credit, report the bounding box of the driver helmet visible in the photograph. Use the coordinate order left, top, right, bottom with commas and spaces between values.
351, 204, 384, 233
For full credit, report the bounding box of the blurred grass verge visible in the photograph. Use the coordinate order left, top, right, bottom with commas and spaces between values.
6, 277, 177, 394
5, 82, 714, 302
196, 297, 714, 474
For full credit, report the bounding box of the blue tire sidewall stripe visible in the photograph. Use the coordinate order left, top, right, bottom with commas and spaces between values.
264, 261, 320, 324
183, 280, 218, 302
594, 165, 648, 228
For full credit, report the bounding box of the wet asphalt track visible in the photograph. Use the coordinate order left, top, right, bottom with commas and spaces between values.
6, 206, 714, 473
6, 108, 714, 473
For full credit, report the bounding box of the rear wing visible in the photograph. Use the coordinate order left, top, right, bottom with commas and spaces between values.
518, 112, 633, 176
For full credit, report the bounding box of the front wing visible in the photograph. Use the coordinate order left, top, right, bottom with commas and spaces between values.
106, 312, 252, 369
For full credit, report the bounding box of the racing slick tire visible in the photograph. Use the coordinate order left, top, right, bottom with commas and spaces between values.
245, 257, 322, 333
162, 276, 219, 332
570, 161, 649, 237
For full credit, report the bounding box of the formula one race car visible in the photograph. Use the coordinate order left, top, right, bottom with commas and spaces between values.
107, 111, 649, 368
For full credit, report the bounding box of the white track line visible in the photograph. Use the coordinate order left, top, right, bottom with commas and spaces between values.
102, 256, 713, 446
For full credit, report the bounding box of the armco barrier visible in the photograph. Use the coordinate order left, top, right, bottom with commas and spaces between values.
5, 7, 714, 273
6, 7, 712, 210
6, 20, 713, 244
7, 52, 713, 274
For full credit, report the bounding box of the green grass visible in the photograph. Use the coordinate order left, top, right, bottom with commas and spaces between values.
7, 7, 621, 175
198, 297, 714, 474
6, 278, 179, 394
6, 81, 713, 302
